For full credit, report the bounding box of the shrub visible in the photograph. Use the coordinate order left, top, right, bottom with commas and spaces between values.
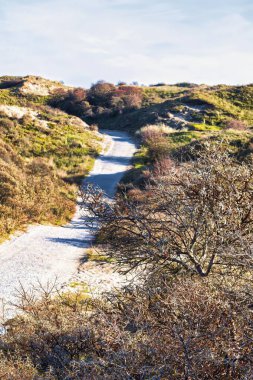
225, 118, 248, 130
69, 87, 87, 102
0, 147, 76, 238
140, 125, 171, 161
1, 277, 253, 379
140, 123, 175, 136
50, 88, 91, 118
82, 143, 253, 278
153, 156, 175, 176
111, 85, 143, 111
0, 117, 15, 130
89, 124, 99, 132
0, 110, 101, 239
21, 114, 33, 126
87, 80, 116, 107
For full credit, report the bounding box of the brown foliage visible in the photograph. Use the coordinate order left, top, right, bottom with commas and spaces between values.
225, 118, 248, 130
112, 86, 143, 110
0, 117, 15, 130
153, 156, 175, 176
50, 88, 90, 117
70, 88, 87, 102
2, 141, 253, 379
0, 140, 75, 239
82, 143, 253, 278
88, 81, 116, 107
141, 128, 170, 161
50, 81, 143, 119
1, 277, 253, 379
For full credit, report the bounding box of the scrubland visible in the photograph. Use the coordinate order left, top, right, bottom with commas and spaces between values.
0, 77, 253, 379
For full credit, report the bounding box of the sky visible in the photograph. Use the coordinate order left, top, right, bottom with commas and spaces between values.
0, 0, 252, 87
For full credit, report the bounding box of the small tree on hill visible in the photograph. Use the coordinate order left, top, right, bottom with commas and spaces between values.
112, 86, 143, 112
88, 81, 116, 107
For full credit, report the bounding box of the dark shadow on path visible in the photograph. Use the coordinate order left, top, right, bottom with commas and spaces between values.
82, 171, 127, 196
46, 236, 93, 248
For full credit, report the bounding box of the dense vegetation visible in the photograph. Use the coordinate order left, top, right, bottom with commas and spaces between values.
2, 143, 253, 379
0, 76, 253, 379
47, 81, 253, 130
0, 76, 101, 240
48, 80, 253, 173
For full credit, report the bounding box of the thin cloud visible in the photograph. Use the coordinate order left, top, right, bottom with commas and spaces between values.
0, 0, 252, 86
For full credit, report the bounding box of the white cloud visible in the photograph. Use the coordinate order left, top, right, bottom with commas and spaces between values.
0, 0, 252, 86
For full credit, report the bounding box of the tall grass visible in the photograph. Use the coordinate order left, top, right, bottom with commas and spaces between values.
0, 100, 101, 239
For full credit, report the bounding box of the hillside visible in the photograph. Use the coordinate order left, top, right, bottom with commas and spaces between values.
88, 83, 253, 133
0, 75, 72, 95
47, 81, 253, 130
1, 77, 252, 215
1, 76, 253, 379
43, 80, 253, 165
132, 84, 253, 172
0, 76, 101, 240
46, 80, 253, 182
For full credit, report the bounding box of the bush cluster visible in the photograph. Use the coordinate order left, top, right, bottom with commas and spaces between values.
1, 79, 253, 379
50, 81, 143, 120
2, 145, 248, 378
0, 138, 75, 239
0, 107, 101, 239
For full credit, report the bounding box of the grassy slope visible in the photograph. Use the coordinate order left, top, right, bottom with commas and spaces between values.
156, 85, 253, 162
110, 84, 253, 176
183, 85, 253, 125
96, 84, 253, 131
0, 77, 101, 240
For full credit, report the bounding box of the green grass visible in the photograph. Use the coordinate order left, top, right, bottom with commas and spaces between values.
167, 131, 201, 149
190, 123, 221, 132
0, 85, 102, 240
86, 248, 114, 263
142, 86, 185, 106
69, 281, 90, 292
187, 86, 253, 125
0, 114, 101, 180
0, 82, 102, 179
0, 88, 51, 108
0, 89, 20, 105
169, 129, 253, 161
141, 85, 253, 131
214, 85, 253, 110
140, 127, 253, 166
133, 146, 149, 169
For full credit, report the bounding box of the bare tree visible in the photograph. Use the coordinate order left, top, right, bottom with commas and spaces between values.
2, 275, 253, 379
81, 143, 253, 277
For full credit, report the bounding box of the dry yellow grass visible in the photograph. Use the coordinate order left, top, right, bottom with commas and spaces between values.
0, 138, 76, 240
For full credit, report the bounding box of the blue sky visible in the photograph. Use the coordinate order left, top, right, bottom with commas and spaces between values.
0, 0, 252, 87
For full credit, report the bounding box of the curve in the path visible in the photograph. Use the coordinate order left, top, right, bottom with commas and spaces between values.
0, 130, 136, 318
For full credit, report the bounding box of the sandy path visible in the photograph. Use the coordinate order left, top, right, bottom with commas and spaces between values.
0, 130, 136, 319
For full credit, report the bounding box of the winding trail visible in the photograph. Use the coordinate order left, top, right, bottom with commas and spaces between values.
0, 130, 136, 319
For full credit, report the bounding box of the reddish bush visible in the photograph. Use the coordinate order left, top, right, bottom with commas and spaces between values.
2, 277, 253, 379
69, 87, 87, 102
141, 127, 170, 161
88, 81, 116, 107
225, 118, 248, 130
113, 85, 143, 110
153, 156, 175, 176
